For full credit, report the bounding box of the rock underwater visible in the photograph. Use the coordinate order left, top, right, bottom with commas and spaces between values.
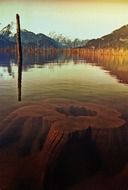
0, 99, 127, 190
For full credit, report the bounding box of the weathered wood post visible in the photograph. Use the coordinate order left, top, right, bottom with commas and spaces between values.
16, 14, 22, 101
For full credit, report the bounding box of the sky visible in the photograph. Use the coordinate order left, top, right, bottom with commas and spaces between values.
0, 0, 128, 39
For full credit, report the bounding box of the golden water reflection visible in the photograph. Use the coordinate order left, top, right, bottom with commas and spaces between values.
0, 51, 128, 121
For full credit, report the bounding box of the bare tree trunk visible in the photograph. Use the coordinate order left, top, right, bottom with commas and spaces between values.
16, 14, 22, 101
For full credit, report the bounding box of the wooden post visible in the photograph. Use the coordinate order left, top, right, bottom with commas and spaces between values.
16, 14, 22, 101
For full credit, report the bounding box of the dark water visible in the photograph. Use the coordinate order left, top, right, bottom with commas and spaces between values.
0, 51, 128, 190
0, 52, 128, 121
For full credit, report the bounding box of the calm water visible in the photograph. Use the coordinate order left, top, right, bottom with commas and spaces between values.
0, 52, 128, 121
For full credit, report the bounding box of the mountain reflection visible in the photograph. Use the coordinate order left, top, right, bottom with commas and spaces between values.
0, 64, 15, 79
83, 54, 128, 85
0, 51, 128, 86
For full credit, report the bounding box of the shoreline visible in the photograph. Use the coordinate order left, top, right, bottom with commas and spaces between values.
1, 47, 128, 56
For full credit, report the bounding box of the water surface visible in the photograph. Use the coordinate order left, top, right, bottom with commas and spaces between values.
1, 52, 128, 190
0, 52, 128, 122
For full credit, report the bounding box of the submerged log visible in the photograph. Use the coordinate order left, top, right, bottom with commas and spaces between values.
0, 99, 127, 190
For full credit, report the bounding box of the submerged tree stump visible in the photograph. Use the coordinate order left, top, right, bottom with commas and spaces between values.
0, 99, 127, 190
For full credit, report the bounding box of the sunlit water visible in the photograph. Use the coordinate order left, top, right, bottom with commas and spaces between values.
0, 52, 128, 122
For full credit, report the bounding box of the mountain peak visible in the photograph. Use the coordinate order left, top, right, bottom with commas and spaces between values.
85, 24, 128, 49
0, 22, 14, 38
0, 23, 61, 48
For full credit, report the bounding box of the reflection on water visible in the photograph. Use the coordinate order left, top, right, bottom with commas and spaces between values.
0, 51, 128, 190
82, 54, 128, 85
1, 51, 128, 84
0, 51, 128, 118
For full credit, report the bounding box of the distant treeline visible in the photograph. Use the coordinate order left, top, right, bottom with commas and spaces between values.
1, 47, 128, 56
48, 32, 89, 48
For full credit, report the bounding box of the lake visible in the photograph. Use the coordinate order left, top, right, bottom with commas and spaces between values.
0, 51, 128, 190
0, 51, 128, 122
